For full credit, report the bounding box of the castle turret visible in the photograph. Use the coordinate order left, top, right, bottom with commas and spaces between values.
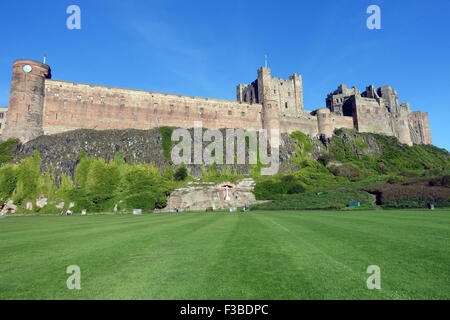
317, 108, 333, 138
2, 59, 51, 142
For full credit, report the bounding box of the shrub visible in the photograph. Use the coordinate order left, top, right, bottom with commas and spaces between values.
251, 187, 374, 210
122, 164, 166, 210
0, 138, 19, 166
328, 164, 360, 181
429, 175, 450, 188
0, 164, 18, 201
13, 151, 41, 205
174, 163, 188, 181
159, 126, 174, 162
363, 182, 450, 207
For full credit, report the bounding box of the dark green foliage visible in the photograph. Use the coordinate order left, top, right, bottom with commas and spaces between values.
251, 187, 374, 210
429, 175, 450, 188
159, 126, 174, 162
317, 154, 330, 167
0, 138, 19, 166
328, 163, 360, 181
329, 129, 450, 174
13, 151, 41, 205
174, 163, 188, 181
0, 165, 17, 201
121, 164, 168, 210
290, 131, 313, 167
363, 182, 450, 208
1, 148, 184, 213
253, 175, 306, 200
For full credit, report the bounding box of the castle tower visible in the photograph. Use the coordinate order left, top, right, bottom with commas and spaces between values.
257, 67, 280, 136
395, 110, 413, 146
2, 59, 51, 142
316, 108, 333, 138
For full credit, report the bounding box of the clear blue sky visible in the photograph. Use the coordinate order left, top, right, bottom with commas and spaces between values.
0, 0, 448, 150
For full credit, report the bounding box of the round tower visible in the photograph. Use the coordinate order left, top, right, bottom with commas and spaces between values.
317, 108, 333, 138
2, 59, 51, 142
396, 115, 413, 146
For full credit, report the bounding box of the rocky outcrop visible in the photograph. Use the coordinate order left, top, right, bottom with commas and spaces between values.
9, 128, 301, 180
158, 178, 265, 212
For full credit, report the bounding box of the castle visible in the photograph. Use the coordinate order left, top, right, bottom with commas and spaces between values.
1, 59, 432, 146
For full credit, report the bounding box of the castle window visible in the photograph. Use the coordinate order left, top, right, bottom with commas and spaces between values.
55, 113, 58, 120
101, 98, 105, 104
185, 106, 189, 113
200, 108, 204, 117
228, 110, 232, 116
0, 123, 2, 129
170, 105, 174, 113
0, 112, 3, 119
157, 118, 161, 123
244, 94, 247, 102
89, 97, 93, 103
335, 106, 341, 112
274, 90, 276, 94
121, 115, 125, 120
322, 114, 326, 118
285, 102, 288, 109
288, 92, 291, 97
54, 93, 59, 97
153, 103, 158, 112
241, 112, 245, 117
133, 116, 137, 121
399, 120, 405, 126
120, 100, 125, 107
77, 95, 82, 101
267, 104, 271, 109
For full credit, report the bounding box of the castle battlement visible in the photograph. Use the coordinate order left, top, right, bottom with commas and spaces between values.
0, 59, 431, 146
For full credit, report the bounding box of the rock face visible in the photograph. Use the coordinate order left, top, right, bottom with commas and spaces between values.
1, 200, 17, 214
159, 178, 263, 212
9, 128, 301, 179
36, 197, 48, 208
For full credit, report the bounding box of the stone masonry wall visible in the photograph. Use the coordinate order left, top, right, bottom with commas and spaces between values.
42, 80, 263, 136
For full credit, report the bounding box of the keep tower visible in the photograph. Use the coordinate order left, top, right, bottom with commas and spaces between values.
257, 67, 280, 137
2, 59, 51, 142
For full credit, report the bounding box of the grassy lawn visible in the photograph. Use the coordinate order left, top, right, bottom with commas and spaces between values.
0, 209, 449, 300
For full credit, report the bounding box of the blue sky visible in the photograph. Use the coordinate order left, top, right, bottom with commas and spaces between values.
0, 0, 448, 150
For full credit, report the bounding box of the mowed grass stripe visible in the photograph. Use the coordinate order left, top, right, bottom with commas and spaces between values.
264, 210, 449, 299
256, 213, 390, 299
190, 212, 314, 299
0, 213, 223, 299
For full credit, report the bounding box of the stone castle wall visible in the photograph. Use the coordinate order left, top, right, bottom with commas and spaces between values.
42, 79, 263, 136
1, 59, 432, 147
0, 107, 7, 135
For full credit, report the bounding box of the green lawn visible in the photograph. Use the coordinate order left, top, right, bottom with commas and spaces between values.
0, 209, 449, 299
